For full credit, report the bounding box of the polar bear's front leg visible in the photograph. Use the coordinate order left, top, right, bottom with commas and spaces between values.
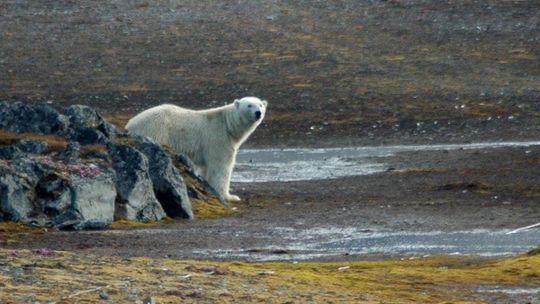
205, 149, 240, 202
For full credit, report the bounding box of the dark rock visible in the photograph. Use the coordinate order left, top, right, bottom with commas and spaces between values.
1, 158, 49, 221
141, 297, 156, 304
15, 140, 49, 154
1, 156, 116, 230
0, 164, 35, 221
0, 102, 211, 228
58, 142, 80, 160
107, 143, 166, 222
0, 146, 23, 160
11, 157, 51, 180
36, 173, 71, 216
64, 104, 118, 138
71, 127, 110, 145
0, 101, 70, 135
99, 291, 109, 300
134, 139, 193, 219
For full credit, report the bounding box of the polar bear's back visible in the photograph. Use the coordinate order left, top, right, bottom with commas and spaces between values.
126, 104, 205, 156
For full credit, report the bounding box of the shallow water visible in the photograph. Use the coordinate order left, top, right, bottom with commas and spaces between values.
234, 141, 540, 183
88, 224, 540, 261
227, 142, 540, 260
191, 227, 540, 261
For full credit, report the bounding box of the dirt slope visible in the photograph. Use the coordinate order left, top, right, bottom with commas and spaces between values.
1, 0, 539, 146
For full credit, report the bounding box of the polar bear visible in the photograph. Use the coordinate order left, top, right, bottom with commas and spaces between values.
125, 97, 267, 202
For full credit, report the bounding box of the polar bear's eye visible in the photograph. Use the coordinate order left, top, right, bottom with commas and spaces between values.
247, 105, 252, 108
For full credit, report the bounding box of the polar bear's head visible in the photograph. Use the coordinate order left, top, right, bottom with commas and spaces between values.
234, 97, 267, 122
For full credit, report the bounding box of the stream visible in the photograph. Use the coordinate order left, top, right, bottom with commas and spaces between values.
234, 141, 540, 182
227, 141, 540, 260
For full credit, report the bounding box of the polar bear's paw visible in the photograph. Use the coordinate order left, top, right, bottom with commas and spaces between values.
227, 194, 241, 202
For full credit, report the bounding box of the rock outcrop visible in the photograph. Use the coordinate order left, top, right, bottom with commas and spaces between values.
107, 142, 167, 222
0, 101, 223, 229
0, 101, 70, 135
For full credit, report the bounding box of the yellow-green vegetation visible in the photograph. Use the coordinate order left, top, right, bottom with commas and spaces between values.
0, 223, 45, 247
0, 249, 539, 303
169, 152, 237, 220
0, 130, 67, 152
110, 218, 174, 229
191, 198, 236, 220
0, 222, 39, 234
111, 136, 137, 146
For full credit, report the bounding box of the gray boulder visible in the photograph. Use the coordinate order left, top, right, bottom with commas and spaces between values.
58, 171, 116, 230
36, 173, 71, 215
0, 156, 117, 230
0, 101, 70, 135
0, 165, 35, 221
31, 168, 115, 230
134, 139, 194, 219
1, 157, 52, 221
107, 143, 166, 222
65, 105, 119, 145
0, 102, 220, 228
70, 127, 110, 145
64, 104, 118, 138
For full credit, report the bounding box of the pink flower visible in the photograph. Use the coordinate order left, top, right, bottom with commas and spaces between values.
32, 248, 54, 256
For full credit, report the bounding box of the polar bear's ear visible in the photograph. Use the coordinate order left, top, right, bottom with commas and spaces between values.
261, 99, 268, 107
234, 99, 240, 108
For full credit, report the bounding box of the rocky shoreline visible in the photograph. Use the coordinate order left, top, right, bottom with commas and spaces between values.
0, 101, 223, 229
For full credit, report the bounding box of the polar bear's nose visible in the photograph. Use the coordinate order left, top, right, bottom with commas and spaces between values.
255, 111, 262, 119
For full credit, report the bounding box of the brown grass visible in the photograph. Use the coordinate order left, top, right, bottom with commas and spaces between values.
0, 130, 67, 152
79, 143, 107, 158
104, 113, 133, 130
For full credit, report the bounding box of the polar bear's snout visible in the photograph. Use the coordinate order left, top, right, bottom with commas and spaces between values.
235, 97, 266, 122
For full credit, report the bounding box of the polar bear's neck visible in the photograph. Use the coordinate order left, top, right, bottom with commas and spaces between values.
220, 104, 258, 145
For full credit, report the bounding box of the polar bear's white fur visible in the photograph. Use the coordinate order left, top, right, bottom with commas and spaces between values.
125, 97, 267, 202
